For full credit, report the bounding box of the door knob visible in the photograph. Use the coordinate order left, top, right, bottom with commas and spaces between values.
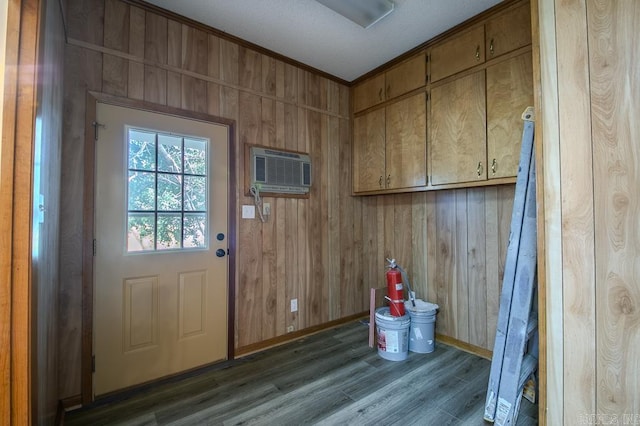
216, 249, 226, 258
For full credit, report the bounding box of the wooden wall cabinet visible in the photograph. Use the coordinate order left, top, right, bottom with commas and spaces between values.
353, 109, 386, 192
353, 53, 426, 113
430, 52, 533, 185
353, 93, 426, 192
485, 1, 532, 59
353, 0, 532, 193
430, 26, 485, 83
430, 71, 487, 185
430, 1, 531, 83
486, 53, 534, 179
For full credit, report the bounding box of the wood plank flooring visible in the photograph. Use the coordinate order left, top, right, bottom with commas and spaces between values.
64, 321, 538, 425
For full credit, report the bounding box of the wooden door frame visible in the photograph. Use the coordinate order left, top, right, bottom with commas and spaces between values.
1, 0, 42, 422
81, 92, 237, 404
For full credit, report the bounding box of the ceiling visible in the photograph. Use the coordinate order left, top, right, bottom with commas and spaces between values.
143, 0, 502, 83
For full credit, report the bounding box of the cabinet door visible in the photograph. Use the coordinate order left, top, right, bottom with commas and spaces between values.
485, 1, 532, 59
487, 53, 533, 179
430, 71, 487, 185
385, 93, 427, 189
385, 53, 426, 99
430, 26, 485, 82
353, 74, 386, 113
353, 108, 386, 192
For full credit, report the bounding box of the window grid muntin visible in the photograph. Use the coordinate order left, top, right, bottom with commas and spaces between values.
126, 127, 208, 252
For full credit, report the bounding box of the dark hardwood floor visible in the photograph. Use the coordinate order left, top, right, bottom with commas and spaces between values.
64, 321, 538, 425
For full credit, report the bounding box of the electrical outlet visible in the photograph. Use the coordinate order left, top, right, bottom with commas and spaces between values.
263, 202, 271, 216
291, 298, 298, 312
287, 325, 294, 333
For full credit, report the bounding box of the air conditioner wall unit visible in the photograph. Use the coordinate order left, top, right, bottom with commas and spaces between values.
249, 146, 311, 195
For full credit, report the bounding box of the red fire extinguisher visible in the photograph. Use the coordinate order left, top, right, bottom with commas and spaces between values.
386, 258, 405, 316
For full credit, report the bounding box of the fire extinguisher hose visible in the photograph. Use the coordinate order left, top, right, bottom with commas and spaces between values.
396, 264, 416, 308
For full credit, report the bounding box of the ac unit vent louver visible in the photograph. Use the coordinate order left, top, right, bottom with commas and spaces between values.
250, 147, 311, 194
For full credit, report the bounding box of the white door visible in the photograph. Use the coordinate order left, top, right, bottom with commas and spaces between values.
94, 103, 229, 396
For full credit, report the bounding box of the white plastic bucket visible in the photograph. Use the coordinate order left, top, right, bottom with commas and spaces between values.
405, 299, 439, 353
375, 307, 410, 361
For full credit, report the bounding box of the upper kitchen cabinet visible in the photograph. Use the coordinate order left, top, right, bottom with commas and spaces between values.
353, 108, 386, 192
486, 52, 534, 179
430, 71, 487, 186
353, 53, 426, 113
430, 26, 485, 83
353, 74, 386, 114
385, 93, 427, 189
485, 1, 532, 59
353, 93, 426, 193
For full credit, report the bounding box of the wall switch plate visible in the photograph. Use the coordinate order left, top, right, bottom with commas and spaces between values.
263, 202, 271, 216
242, 205, 255, 219
291, 298, 298, 312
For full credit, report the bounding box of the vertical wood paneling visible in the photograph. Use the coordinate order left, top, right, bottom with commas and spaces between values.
207, 34, 221, 114
64, 0, 104, 45
144, 13, 167, 105
328, 115, 341, 319
467, 188, 487, 348
167, 20, 182, 109
436, 191, 456, 337
556, 0, 596, 419
127, 6, 145, 100
308, 111, 327, 326
261, 97, 277, 340
220, 39, 238, 85
274, 102, 287, 335
411, 192, 428, 299
454, 190, 469, 342
485, 186, 500, 348
239, 47, 262, 92
296, 108, 309, 330
237, 92, 262, 347
181, 76, 207, 113
588, 0, 640, 417
425, 192, 438, 306
392, 194, 413, 284
103, 0, 128, 97
182, 26, 208, 75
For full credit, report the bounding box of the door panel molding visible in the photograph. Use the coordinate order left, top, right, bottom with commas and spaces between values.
82, 92, 236, 403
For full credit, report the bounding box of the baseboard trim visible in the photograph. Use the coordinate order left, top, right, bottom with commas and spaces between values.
235, 313, 368, 357
436, 334, 493, 360
60, 395, 82, 411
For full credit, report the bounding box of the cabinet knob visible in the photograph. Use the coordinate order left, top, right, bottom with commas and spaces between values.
477, 161, 483, 177
386, 174, 391, 187
378, 88, 383, 101
379, 175, 383, 188
491, 158, 497, 174
489, 39, 494, 56
475, 45, 481, 61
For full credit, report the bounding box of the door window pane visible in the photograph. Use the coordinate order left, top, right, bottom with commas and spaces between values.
183, 213, 206, 248
128, 171, 155, 211
126, 127, 208, 252
157, 174, 182, 211
128, 130, 156, 171
127, 213, 155, 251
158, 134, 182, 173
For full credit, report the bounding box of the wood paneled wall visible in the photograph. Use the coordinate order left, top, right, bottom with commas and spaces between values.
33, 0, 65, 422
536, 0, 640, 422
59, 0, 517, 402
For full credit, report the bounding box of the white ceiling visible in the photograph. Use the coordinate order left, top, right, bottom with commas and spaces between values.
143, 0, 502, 82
